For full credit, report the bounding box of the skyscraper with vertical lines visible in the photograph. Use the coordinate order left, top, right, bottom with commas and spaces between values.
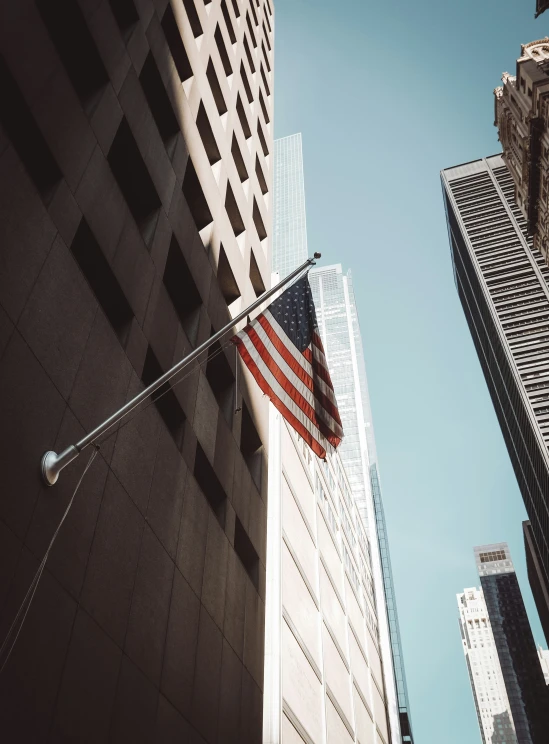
441, 155, 549, 651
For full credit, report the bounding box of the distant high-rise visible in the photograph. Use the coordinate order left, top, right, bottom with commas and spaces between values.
457, 587, 517, 744
441, 155, 549, 648
475, 544, 549, 743
273, 134, 308, 279
308, 264, 414, 743
537, 646, 549, 684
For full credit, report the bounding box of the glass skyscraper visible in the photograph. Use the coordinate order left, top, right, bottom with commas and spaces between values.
273, 134, 308, 279
309, 265, 415, 743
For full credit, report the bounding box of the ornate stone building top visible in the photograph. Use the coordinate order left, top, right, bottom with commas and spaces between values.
494, 40, 549, 261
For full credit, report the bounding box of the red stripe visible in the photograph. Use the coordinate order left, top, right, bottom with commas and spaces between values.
243, 327, 342, 446
232, 337, 328, 458
311, 355, 337, 398
257, 315, 342, 424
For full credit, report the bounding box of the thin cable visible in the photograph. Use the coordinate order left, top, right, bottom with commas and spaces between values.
0, 446, 99, 675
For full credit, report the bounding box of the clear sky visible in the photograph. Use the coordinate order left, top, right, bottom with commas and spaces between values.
273, 1, 548, 742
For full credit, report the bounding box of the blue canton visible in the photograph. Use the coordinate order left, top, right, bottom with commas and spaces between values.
268, 273, 318, 353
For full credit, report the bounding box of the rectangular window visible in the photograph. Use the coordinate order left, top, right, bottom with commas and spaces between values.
142, 346, 186, 448
217, 244, 241, 305
246, 13, 257, 48
225, 182, 245, 236
234, 516, 259, 590
240, 401, 262, 488
260, 63, 270, 96
231, 0, 241, 18
196, 102, 221, 165
259, 88, 270, 123
71, 219, 134, 345
261, 41, 271, 72
237, 94, 251, 138
108, 0, 139, 40
249, 249, 266, 297
162, 4, 193, 83
194, 443, 227, 526
255, 156, 268, 195
37, 0, 108, 114
206, 339, 234, 423
221, 0, 237, 43
163, 235, 202, 345
139, 52, 179, 157
108, 118, 161, 247
231, 134, 248, 182
253, 197, 267, 241
206, 59, 227, 115
182, 158, 213, 231
214, 25, 232, 77
240, 62, 253, 103
243, 35, 255, 73
0, 56, 61, 204
183, 0, 203, 37
257, 119, 268, 156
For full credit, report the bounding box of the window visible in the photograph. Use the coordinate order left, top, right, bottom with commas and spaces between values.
0, 56, 61, 204
240, 402, 262, 488
217, 244, 241, 305
206, 339, 234, 423
182, 0, 203, 37
246, 13, 257, 47
260, 64, 270, 96
231, 0, 240, 18
259, 88, 270, 123
108, 118, 161, 247
196, 102, 221, 165
71, 219, 134, 345
243, 35, 255, 73
162, 4, 193, 83
257, 119, 269, 156
237, 94, 252, 139
37, 0, 108, 114
139, 53, 179, 157
221, 0, 237, 43
225, 182, 245, 236
261, 41, 271, 72
182, 158, 213, 231
253, 197, 267, 241
108, 0, 139, 41
142, 346, 186, 448
240, 62, 254, 103
231, 135, 248, 182
206, 59, 227, 116
255, 156, 268, 195
194, 443, 227, 526
163, 235, 202, 345
249, 250, 266, 297
234, 516, 259, 589
214, 25, 232, 77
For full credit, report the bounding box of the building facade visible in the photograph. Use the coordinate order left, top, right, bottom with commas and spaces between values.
0, 0, 274, 741
273, 133, 309, 280
264, 413, 391, 744
523, 520, 549, 644
494, 39, 549, 261
475, 543, 549, 743
441, 155, 549, 643
457, 586, 517, 744
537, 646, 549, 684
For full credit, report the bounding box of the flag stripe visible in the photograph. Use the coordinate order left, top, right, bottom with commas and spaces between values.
254, 315, 343, 427
262, 310, 338, 407
233, 337, 327, 458
242, 327, 341, 441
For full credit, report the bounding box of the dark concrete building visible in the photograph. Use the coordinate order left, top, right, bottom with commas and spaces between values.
441, 156, 549, 639
0, 0, 274, 742
475, 544, 549, 744
524, 520, 549, 645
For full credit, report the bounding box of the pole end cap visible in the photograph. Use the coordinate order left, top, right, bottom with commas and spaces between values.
41, 451, 60, 486
313, 252, 321, 259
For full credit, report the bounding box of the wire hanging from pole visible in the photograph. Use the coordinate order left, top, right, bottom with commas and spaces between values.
0, 446, 99, 676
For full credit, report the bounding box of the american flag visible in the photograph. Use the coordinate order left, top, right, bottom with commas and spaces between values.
231, 273, 343, 459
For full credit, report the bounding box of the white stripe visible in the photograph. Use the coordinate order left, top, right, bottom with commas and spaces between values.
249, 321, 343, 436
239, 333, 330, 448
262, 310, 338, 406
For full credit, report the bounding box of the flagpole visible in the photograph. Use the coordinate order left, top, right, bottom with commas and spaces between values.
41, 253, 321, 486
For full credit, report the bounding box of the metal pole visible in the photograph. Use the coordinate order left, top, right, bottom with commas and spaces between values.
41, 254, 321, 485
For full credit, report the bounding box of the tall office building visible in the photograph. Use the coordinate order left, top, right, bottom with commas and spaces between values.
0, 1, 274, 741
441, 155, 549, 655
475, 544, 549, 742
308, 265, 414, 744
457, 587, 517, 744
264, 414, 392, 744
273, 133, 308, 279
537, 646, 549, 684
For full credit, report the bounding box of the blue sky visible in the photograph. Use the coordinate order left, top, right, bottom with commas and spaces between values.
274, 1, 547, 742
